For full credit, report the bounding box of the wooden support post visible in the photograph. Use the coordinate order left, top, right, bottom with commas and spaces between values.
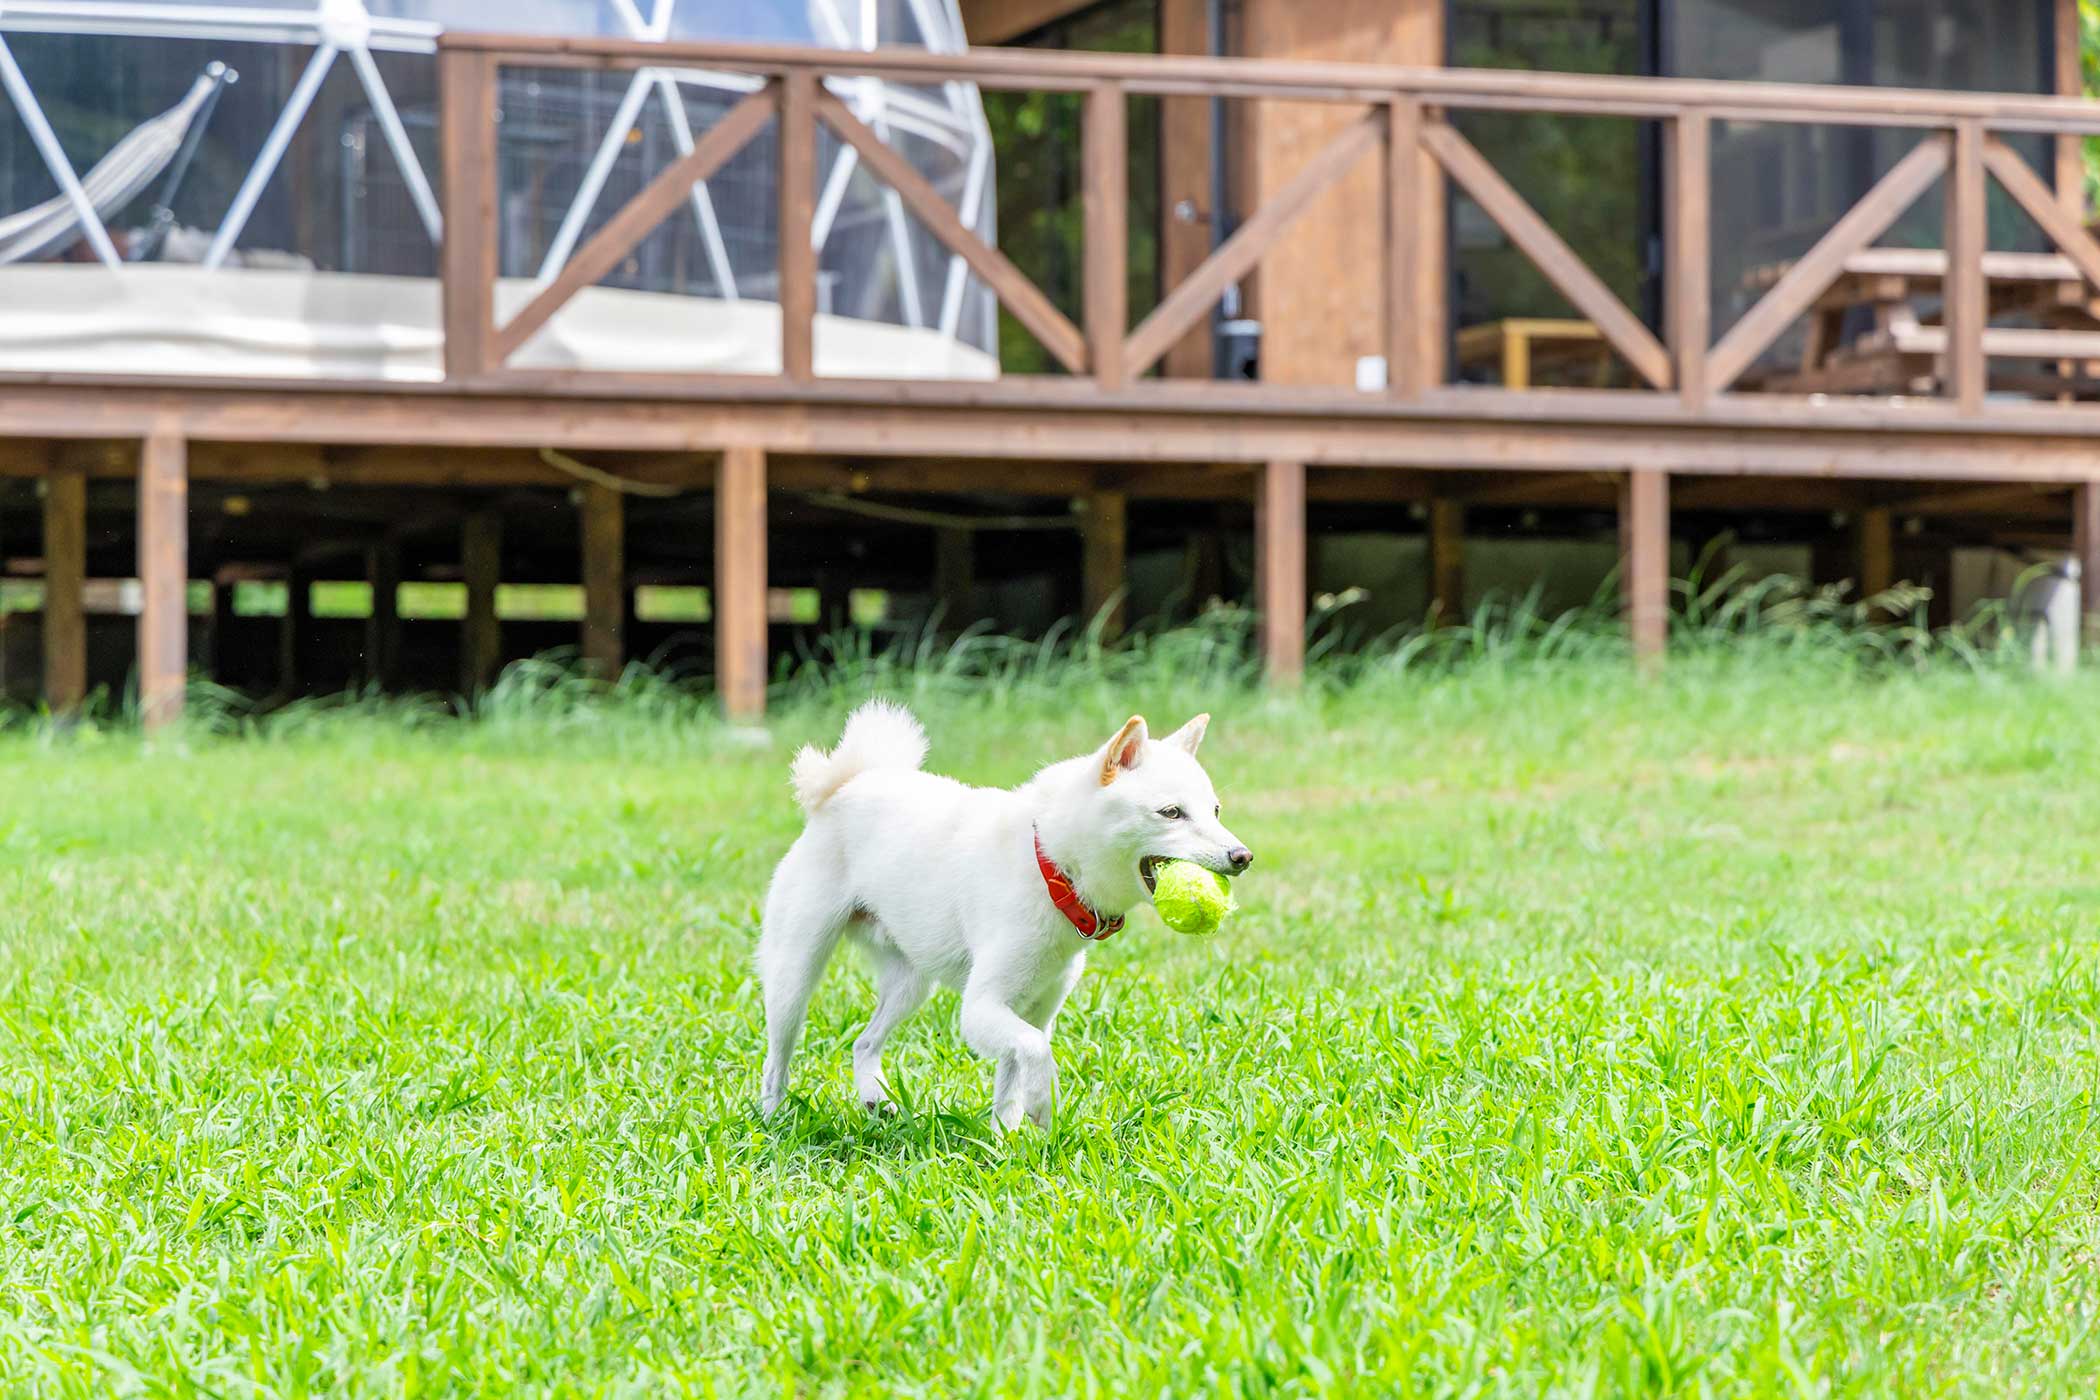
1619, 469, 1669, 669
137, 431, 186, 731
716, 445, 768, 721
1256, 460, 1306, 684
41, 466, 86, 714
2076, 481, 2100, 652
1080, 488, 1127, 638
366, 541, 400, 689
580, 483, 624, 676
1855, 505, 1894, 606
934, 526, 975, 627
461, 510, 501, 694
1427, 496, 1465, 626
778, 71, 817, 383
1946, 119, 1988, 415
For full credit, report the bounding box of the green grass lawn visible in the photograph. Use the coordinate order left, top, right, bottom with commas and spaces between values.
4, 648, 2100, 1396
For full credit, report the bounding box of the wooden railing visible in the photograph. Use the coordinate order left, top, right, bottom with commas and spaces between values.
435, 32, 2100, 418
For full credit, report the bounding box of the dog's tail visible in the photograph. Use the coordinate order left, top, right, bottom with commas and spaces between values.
790, 700, 927, 815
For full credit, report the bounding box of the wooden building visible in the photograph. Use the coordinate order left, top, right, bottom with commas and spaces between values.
2, 0, 2099, 724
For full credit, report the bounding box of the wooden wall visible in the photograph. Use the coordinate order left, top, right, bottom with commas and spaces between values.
1236, 0, 1442, 387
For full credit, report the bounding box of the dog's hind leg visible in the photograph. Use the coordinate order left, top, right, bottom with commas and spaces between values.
853, 945, 930, 1114
757, 853, 852, 1116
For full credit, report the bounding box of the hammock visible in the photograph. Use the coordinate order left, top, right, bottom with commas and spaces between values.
0, 64, 231, 265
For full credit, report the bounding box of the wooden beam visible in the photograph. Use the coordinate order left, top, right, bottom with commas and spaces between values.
37, 377, 2100, 480
1946, 120, 1988, 415
959, 0, 1091, 44
1126, 110, 1383, 380
493, 86, 778, 365
1424, 120, 1672, 391
41, 466, 86, 714
137, 430, 187, 731
1710, 135, 1950, 391
1256, 459, 1306, 683
1080, 487, 1127, 637
1667, 111, 1711, 406
1893, 481, 2066, 517
1459, 470, 1609, 509
1854, 505, 1894, 602
1671, 478, 1864, 513
817, 90, 1087, 375
1618, 468, 1667, 669
1083, 82, 1128, 391
1428, 496, 1464, 626
439, 48, 495, 381
2077, 480, 2100, 651
366, 540, 401, 689
580, 482, 624, 675
779, 72, 817, 384
461, 510, 502, 694
716, 445, 769, 720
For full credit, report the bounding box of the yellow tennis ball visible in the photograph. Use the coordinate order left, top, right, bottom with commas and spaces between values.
1150, 859, 1235, 936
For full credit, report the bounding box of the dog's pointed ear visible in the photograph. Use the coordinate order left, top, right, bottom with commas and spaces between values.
1161, 713, 1210, 757
1098, 715, 1148, 785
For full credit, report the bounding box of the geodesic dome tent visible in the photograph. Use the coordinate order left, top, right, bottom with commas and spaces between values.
0, 0, 998, 380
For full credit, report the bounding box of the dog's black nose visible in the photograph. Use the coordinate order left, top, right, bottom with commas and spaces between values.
1227, 846, 1254, 873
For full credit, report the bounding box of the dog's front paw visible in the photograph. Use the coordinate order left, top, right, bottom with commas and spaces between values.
862, 1093, 897, 1117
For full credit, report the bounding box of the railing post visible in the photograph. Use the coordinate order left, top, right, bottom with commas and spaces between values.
778, 70, 817, 383
439, 46, 496, 382
1386, 96, 1432, 398
1666, 110, 1711, 407
1083, 80, 1127, 391
1945, 118, 1987, 414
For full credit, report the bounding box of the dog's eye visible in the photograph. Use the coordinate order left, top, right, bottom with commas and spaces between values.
1157, 805, 1184, 820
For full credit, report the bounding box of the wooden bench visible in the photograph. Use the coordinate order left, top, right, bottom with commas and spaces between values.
1744, 247, 2100, 396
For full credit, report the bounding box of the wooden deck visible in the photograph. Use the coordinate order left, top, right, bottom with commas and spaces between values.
10, 34, 2100, 722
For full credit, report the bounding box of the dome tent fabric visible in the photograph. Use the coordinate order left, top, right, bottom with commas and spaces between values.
0, 0, 999, 380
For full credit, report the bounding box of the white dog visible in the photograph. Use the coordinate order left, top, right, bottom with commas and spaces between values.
757, 701, 1253, 1129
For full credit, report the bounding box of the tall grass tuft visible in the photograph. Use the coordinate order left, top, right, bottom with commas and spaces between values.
0, 573, 2056, 750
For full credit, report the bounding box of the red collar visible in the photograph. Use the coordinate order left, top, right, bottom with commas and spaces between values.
1034, 827, 1123, 941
